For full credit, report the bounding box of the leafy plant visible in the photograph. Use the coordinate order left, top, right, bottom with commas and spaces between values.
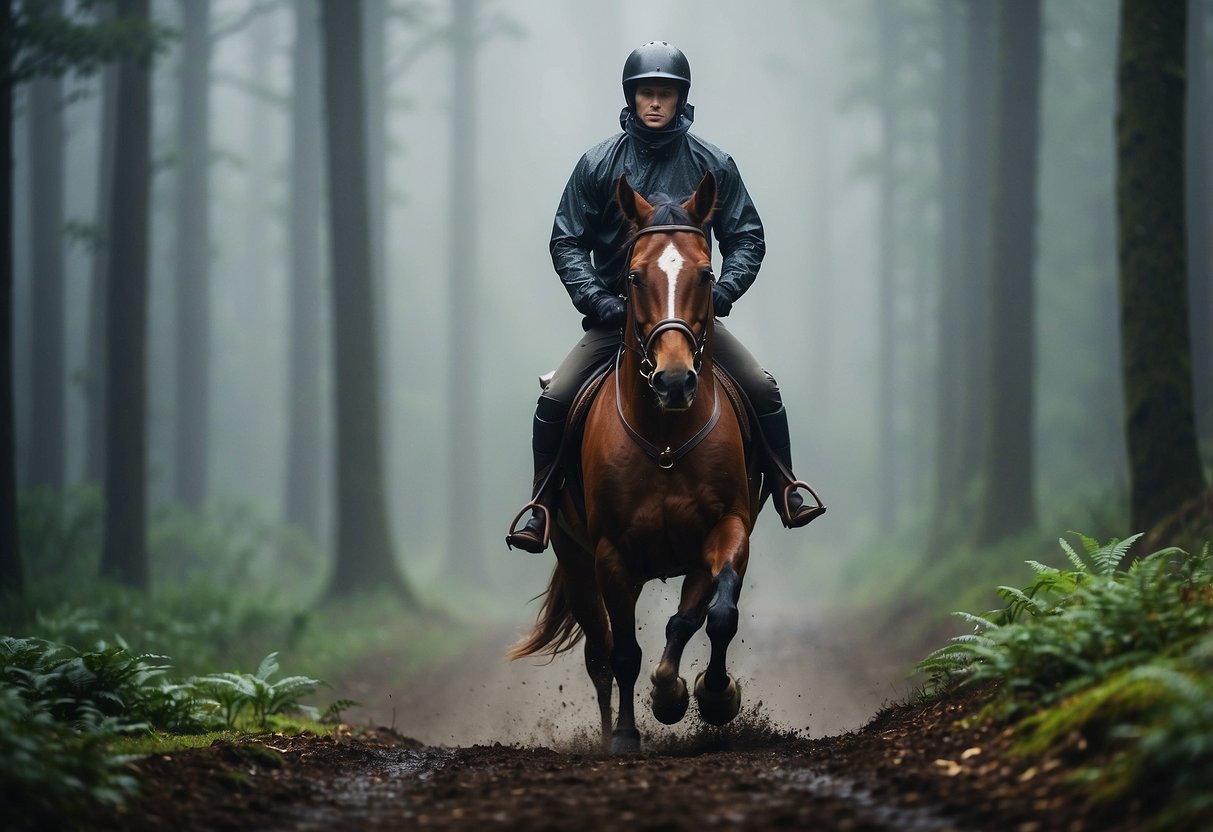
192, 652, 321, 730
917, 534, 1213, 827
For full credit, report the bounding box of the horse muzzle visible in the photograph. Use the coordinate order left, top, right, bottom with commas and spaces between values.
651, 366, 698, 411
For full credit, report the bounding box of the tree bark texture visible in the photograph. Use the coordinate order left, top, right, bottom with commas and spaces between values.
173, 0, 212, 509
975, 0, 1042, 544
99, 0, 152, 589
26, 9, 66, 489
1117, 0, 1206, 533
320, 0, 412, 600
1, 0, 25, 596
284, 0, 326, 544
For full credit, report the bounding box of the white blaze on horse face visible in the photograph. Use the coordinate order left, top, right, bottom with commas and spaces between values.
657, 242, 685, 320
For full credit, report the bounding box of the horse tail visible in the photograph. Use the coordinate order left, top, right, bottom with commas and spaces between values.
507, 563, 584, 660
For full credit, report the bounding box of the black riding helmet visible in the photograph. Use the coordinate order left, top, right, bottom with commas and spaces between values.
622, 41, 691, 112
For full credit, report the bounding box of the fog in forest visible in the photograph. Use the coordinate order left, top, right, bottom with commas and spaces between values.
10, 0, 1210, 639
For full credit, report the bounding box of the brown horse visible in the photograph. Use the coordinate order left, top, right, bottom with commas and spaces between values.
509, 171, 763, 754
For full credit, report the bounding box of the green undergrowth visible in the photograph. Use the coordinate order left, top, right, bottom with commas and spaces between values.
0, 635, 335, 829
3, 486, 476, 829
918, 533, 1213, 829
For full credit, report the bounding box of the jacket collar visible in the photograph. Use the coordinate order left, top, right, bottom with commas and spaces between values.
619, 103, 695, 154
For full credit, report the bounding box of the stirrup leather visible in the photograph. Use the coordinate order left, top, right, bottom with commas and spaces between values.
778, 479, 827, 528
506, 500, 553, 550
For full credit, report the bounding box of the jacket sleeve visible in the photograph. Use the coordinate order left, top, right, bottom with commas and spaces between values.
711, 155, 765, 308
549, 155, 617, 320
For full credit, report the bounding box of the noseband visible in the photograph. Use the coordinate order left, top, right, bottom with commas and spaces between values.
623, 224, 712, 385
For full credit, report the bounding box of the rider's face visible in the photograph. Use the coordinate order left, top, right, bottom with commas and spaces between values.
633, 83, 679, 129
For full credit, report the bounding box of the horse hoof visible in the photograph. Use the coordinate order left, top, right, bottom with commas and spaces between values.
610, 727, 641, 755
649, 672, 689, 725
694, 671, 741, 726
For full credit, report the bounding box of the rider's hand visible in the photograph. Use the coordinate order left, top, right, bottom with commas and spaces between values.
712, 286, 733, 318
595, 295, 627, 329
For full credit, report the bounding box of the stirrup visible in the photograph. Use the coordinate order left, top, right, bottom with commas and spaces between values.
506, 500, 553, 551
779, 480, 826, 529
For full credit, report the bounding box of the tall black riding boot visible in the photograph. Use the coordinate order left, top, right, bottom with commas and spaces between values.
506, 408, 566, 553
757, 406, 826, 529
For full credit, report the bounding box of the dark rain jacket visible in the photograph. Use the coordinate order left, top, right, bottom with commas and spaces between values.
550, 105, 766, 330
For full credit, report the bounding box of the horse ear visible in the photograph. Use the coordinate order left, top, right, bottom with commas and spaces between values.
684, 170, 717, 228
616, 174, 654, 228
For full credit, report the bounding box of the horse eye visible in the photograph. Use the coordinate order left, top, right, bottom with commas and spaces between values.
628, 271, 645, 288
700, 267, 715, 285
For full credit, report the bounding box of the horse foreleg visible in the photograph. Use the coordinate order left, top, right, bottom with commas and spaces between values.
597, 550, 643, 754
696, 517, 750, 726
649, 569, 712, 724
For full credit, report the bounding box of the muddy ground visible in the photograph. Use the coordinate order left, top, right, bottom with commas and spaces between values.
85, 688, 1148, 832
76, 603, 1155, 832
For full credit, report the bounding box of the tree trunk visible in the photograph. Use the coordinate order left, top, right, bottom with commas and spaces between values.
954, 1, 996, 517
1117, 0, 1206, 533
874, 3, 901, 532
173, 0, 211, 509
84, 4, 118, 487
1188, 0, 1212, 450
26, 2, 66, 490
99, 0, 153, 589
284, 0, 326, 544
445, 0, 481, 580
320, 0, 412, 600
930, 0, 967, 547
0, 0, 24, 596
975, 0, 1042, 544
932, 0, 996, 546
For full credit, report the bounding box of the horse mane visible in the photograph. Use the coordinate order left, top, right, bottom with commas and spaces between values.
643, 192, 694, 228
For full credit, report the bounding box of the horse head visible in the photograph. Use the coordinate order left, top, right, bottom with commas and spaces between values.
616, 171, 717, 411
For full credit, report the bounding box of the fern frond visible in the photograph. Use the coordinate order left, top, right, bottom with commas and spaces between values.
1059, 536, 1090, 573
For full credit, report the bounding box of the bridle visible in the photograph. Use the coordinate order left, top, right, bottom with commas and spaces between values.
616, 222, 720, 469
621, 224, 714, 386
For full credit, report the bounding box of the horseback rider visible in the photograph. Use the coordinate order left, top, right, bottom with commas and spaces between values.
507, 41, 821, 553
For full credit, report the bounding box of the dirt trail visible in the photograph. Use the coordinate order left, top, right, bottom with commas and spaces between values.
76, 593, 1153, 832
339, 588, 917, 749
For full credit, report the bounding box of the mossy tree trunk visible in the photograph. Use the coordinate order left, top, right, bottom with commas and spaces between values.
1117, 0, 1206, 533
320, 0, 414, 601
975, 0, 1042, 545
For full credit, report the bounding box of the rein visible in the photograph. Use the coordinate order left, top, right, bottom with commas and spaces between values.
616, 222, 719, 470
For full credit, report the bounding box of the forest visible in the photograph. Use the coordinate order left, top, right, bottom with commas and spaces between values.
2, 0, 1212, 829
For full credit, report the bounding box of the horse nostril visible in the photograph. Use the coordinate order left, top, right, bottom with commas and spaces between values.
651, 371, 669, 396
684, 369, 698, 397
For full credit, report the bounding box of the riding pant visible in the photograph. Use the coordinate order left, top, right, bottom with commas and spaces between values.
536, 321, 782, 426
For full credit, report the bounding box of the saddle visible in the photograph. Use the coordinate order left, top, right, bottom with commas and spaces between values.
540, 355, 761, 530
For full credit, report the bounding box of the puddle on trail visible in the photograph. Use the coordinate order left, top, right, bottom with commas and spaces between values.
777, 768, 970, 832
